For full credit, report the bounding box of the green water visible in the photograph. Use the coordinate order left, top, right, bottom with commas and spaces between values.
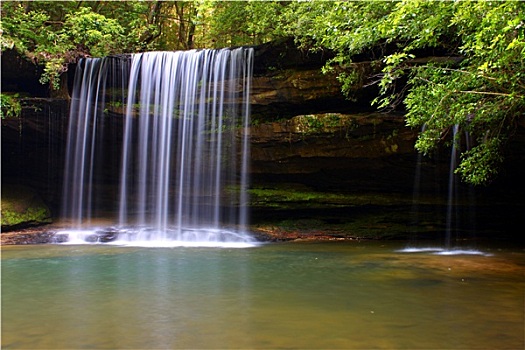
2, 242, 524, 349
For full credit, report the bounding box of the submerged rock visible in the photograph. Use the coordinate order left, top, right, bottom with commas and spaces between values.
1, 185, 52, 231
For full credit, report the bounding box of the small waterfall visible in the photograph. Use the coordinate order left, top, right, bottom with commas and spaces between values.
445, 124, 460, 248
399, 123, 488, 255
59, 48, 255, 246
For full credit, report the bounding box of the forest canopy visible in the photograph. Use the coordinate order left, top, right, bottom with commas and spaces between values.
1, 0, 524, 186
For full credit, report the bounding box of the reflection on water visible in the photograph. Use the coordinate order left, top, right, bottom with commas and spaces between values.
2, 242, 524, 349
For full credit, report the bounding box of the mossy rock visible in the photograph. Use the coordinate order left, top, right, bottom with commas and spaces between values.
1, 185, 52, 231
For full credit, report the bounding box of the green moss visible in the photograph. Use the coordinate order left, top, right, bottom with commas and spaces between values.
248, 186, 349, 209
1, 186, 52, 230
294, 113, 360, 135
1, 206, 50, 226
247, 185, 421, 209
250, 211, 418, 240
245, 184, 453, 240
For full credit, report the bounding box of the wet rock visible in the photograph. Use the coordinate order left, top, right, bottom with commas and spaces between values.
96, 229, 119, 242
84, 234, 99, 243
51, 233, 69, 243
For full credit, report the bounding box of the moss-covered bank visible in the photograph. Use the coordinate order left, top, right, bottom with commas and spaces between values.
1, 185, 52, 231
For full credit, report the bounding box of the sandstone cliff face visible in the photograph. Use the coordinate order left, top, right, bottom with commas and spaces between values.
250, 40, 378, 121
246, 41, 524, 240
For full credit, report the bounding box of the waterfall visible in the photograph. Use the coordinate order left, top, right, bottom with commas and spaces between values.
62, 57, 129, 226
398, 123, 488, 255
60, 48, 255, 246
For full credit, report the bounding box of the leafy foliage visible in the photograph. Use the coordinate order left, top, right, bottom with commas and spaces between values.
1, 2, 124, 89
0, 93, 22, 119
280, 0, 525, 185
0, 1, 195, 88
197, 1, 285, 48
1, 0, 523, 185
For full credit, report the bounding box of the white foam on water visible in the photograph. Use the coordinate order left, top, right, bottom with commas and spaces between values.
397, 247, 445, 253
433, 249, 492, 256
397, 247, 492, 256
52, 227, 259, 248
53, 230, 101, 245
107, 240, 259, 248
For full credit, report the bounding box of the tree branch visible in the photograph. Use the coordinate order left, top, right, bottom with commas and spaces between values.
44, 21, 65, 25
458, 90, 522, 98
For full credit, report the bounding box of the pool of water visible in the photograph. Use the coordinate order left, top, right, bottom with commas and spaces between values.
2, 241, 524, 349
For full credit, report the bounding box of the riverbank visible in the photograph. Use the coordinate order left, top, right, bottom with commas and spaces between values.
1, 225, 58, 245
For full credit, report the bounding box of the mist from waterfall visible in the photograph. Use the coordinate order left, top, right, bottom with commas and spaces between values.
60, 48, 255, 246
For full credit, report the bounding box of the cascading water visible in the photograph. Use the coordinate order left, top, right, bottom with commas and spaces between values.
62, 56, 130, 227
400, 123, 489, 256
58, 48, 255, 247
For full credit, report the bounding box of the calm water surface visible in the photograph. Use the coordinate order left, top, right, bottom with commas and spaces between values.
2, 241, 524, 349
